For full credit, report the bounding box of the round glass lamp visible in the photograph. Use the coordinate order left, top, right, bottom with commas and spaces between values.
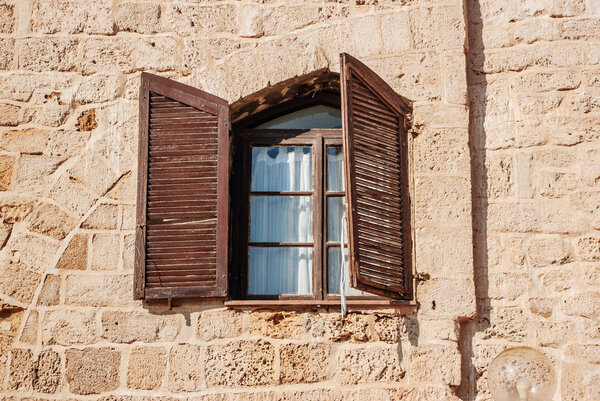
488, 347, 556, 401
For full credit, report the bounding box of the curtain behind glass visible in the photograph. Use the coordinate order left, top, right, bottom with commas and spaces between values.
248, 146, 313, 295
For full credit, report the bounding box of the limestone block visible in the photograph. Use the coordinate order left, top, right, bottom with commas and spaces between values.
336, 345, 405, 384
206, 38, 248, 61
34, 349, 61, 393
101, 311, 180, 343
249, 311, 305, 339
0, 38, 14, 70
30, 0, 113, 34
49, 176, 98, 217
280, 342, 331, 383
582, 163, 600, 186
488, 272, 528, 300
1, 129, 50, 154
8, 348, 33, 390
57, 234, 88, 270
19, 311, 37, 345
512, 71, 580, 93
14, 155, 62, 193
91, 234, 120, 271
415, 176, 471, 220
351, 15, 382, 57
373, 315, 418, 343
515, 18, 555, 43
487, 202, 538, 233
27, 203, 76, 241
166, 4, 237, 36
135, 37, 178, 72
589, 373, 600, 400
5, 234, 59, 272
561, 363, 585, 401
437, 5, 466, 49
0, 262, 40, 303
82, 204, 119, 230
182, 39, 208, 75
550, 0, 586, 17
535, 42, 585, 67
413, 129, 469, 174
122, 233, 134, 270
534, 171, 578, 198
284, 33, 327, 77
68, 151, 120, 196
121, 205, 135, 230
590, 43, 600, 65
418, 278, 476, 320
482, 48, 533, 73
416, 226, 473, 278
42, 309, 97, 345
263, 5, 341, 36
168, 344, 204, 392
478, 0, 519, 25
412, 103, 469, 129
197, 309, 243, 341
107, 171, 135, 202
0, 3, 14, 33
0, 155, 14, 190
0, 201, 34, 223
115, 2, 161, 34
47, 129, 89, 159
128, 346, 166, 390
533, 148, 575, 169
65, 274, 131, 307
22, 104, 71, 127
75, 74, 122, 104
564, 344, 600, 364
528, 297, 553, 318
0, 103, 20, 126
481, 306, 527, 342
527, 237, 573, 268
516, 92, 563, 114
410, 343, 461, 386
443, 51, 468, 104
480, 24, 513, 49
0, 302, 25, 337
307, 312, 372, 342
238, 4, 263, 38
0, 334, 10, 381
18, 38, 78, 72
380, 11, 410, 53
561, 291, 600, 318
38, 274, 60, 306
409, 7, 439, 49
577, 236, 600, 262
584, 318, 600, 340
539, 268, 573, 293
205, 340, 275, 387
81, 38, 136, 75
65, 347, 120, 395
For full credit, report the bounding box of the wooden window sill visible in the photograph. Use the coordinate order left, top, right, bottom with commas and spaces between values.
224, 299, 417, 308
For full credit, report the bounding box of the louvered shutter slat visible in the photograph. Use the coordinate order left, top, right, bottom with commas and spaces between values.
134, 73, 229, 300
340, 53, 413, 300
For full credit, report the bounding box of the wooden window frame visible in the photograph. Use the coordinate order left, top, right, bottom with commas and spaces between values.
230, 128, 384, 302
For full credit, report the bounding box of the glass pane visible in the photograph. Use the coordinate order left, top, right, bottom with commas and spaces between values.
248, 247, 312, 295
250, 196, 312, 242
327, 196, 344, 242
327, 146, 344, 191
251, 146, 312, 192
255, 105, 342, 129
327, 247, 367, 296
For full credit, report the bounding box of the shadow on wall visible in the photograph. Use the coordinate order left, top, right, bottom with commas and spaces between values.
458, 0, 490, 400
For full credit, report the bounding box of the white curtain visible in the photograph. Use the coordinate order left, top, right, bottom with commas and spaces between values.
248, 147, 313, 295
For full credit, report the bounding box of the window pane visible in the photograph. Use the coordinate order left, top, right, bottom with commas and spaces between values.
255, 105, 342, 129
251, 146, 312, 192
248, 247, 312, 295
327, 196, 344, 242
250, 196, 312, 242
327, 247, 367, 296
327, 146, 344, 191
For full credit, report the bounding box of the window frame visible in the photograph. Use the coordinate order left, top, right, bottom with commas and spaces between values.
231, 128, 383, 302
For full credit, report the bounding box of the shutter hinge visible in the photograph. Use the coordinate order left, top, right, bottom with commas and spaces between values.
137, 224, 146, 229
405, 112, 419, 136
414, 272, 430, 282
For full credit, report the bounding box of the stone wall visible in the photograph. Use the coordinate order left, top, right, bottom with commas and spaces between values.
464, 0, 600, 400
0, 0, 594, 400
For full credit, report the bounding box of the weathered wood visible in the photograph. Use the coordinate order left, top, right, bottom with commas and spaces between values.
340, 53, 413, 300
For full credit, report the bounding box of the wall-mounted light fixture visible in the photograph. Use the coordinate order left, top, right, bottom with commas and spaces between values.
488, 347, 556, 401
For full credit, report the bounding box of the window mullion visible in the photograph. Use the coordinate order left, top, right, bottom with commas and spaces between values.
313, 135, 324, 300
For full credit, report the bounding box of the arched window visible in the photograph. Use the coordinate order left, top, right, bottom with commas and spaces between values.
135, 54, 413, 305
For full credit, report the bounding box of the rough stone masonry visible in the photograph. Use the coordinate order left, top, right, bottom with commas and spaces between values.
0, 0, 598, 400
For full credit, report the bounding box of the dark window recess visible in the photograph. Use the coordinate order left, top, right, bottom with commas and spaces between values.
135, 53, 413, 302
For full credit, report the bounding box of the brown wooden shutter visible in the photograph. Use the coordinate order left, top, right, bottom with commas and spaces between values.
340, 53, 413, 300
135, 73, 229, 299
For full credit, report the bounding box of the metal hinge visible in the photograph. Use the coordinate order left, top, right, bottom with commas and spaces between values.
405, 112, 419, 136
